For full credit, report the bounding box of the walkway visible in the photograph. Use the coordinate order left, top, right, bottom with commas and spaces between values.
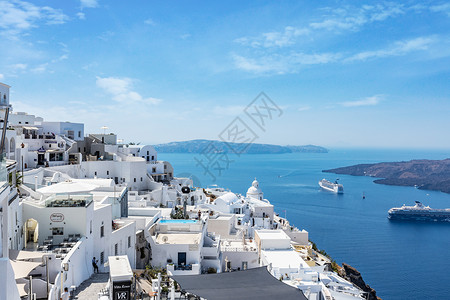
73, 273, 109, 299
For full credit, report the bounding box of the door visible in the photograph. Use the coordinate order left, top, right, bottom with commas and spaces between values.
178, 252, 186, 266
38, 153, 45, 165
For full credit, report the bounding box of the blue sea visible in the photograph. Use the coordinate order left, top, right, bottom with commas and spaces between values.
159, 149, 450, 300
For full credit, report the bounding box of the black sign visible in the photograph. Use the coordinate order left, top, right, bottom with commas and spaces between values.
113, 280, 132, 300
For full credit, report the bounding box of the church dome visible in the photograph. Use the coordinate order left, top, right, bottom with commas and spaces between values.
247, 178, 263, 199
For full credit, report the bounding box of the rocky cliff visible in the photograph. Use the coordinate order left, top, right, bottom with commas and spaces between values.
339, 263, 381, 300
324, 158, 450, 194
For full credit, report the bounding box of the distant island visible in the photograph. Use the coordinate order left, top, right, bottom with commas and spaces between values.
154, 139, 328, 154
324, 158, 450, 194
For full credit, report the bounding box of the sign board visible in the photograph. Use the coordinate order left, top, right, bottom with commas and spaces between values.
113, 280, 132, 300
50, 213, 64, 222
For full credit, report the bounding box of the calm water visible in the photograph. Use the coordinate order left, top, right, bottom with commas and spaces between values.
159, 149, 450, 300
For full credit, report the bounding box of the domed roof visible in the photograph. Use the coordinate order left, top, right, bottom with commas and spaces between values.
217, 192, 239, 204
247, 178, 262, 195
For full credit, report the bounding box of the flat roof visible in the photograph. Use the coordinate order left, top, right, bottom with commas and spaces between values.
172, 266, 307, 300
261, 249, 310, 269
256, 229, 290, 240
156, 233, 201, 245
108, 255, 132, 281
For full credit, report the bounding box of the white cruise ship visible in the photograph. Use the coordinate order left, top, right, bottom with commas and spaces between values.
319, 179, 344, 193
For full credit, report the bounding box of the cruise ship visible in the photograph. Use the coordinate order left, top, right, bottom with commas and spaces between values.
388, 201, 450, 222
319, 179, 344, 193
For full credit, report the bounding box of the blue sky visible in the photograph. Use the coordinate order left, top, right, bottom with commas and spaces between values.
1, 0, 450, 148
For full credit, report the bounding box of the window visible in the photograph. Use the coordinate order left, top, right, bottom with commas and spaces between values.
141, 177, 143, 181
152, 167, 156, 173
114, 243, 118, 255
52, 227, 63, 235
19, 121, 22, 124
49, 144, 51, 148
128, 236, 131, 248
100, 225, 104, 237
25, 121, 29, 124
95, 171, 97, 176
78, 147, 81, 152
147, 151, 149, 155
100, 252, 104, 264
107, 171, 109, 175
78, 131, 81, 138
134, 178, 136, 182
151, 156, 154, 160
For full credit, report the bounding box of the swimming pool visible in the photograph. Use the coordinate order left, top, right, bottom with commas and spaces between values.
159, 219, 197, 224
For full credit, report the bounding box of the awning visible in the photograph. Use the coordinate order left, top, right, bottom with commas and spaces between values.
10, 260, 42, 279
22, 126, 39, 130
171, 267, 307, 300
16, 283, 27, 297
9, 249, 46, 261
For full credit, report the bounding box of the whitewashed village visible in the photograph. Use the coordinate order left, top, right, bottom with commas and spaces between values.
0, 82, 369, 300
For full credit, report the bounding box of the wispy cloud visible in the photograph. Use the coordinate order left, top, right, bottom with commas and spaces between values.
212, 105, 246, 116
430, 3, 450, 16
96, 76, 162, 105
346, 36, 435, 62
310, 3, 404, 32
10, 63, 27, 71
234, 34, 438, 75
235, 26, 309, 48
144, 18, 155, 25
233, 52, 340, 74
341, 95, 383, 107
76, 12, 85, 20
0, 1, 68, 38
98, 30, 115, 41
0, 73, 4, 80
80, 0, 98, 9
298, 106, 311, 112
31, 63, 49, 74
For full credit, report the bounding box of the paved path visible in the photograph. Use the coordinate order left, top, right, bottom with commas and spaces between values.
73, 273, 109, 299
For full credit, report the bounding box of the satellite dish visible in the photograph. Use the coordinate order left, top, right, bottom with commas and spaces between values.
181, 186, 191, 194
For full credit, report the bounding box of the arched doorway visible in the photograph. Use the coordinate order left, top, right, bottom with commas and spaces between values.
24, 218, 39, 249
9, 137, 15, 160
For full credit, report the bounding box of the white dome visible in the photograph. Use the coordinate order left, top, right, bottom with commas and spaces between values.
247, 178, 263, 198
217, 192, 239, 204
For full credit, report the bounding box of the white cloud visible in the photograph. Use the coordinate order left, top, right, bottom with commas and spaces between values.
144, 18, 155, 25
341, 95, 383, 107
235, 26, 309, 48
430, 3, 450, 16
80, 0, 98, 9
0, 74, 4, 80
96, 76, 161, 105
0, 1, 68, 37
31, 63, 48, 73
10, 63, 27, 70
347, 37, 434, 62
76, 12, 85, 20
233, 52, 340, 74
212, 105, 246, 116
98, 30, 115, 41
298, 106, 311, 112
310, 3, 404, 32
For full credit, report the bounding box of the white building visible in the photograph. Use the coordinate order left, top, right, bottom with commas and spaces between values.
247, 178, 263, 200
